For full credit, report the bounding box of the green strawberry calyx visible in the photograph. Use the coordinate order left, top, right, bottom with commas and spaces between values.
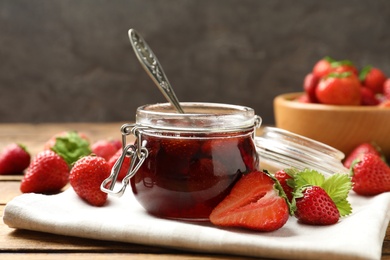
51, 131, 92, 166
263, 169, 295, 216
324, 71, 352, 80
359, 65, 373, 81
290, 168, 353, 217
330, 59, 354, 68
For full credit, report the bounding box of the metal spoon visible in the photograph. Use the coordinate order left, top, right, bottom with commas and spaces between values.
128, 29, 185, 113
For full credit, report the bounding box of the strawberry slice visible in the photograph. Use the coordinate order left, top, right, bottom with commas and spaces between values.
209, 170, 289, 232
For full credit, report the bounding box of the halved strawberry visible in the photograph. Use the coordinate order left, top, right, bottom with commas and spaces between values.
209, 170, 289, 232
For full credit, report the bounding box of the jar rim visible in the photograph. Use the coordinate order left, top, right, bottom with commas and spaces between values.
136, 102, 261, 132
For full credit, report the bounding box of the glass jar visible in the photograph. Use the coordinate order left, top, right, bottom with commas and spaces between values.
255, 127, 348, 176
102, 102, 261, 221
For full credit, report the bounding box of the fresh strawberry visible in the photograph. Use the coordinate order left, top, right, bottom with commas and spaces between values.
20, 150, 69, 194
92, 140, 118, 161
44, 131, 91, 166
292, 169, 352, 225
359, 66, 387, 94
0, 143, 31, 175
316, 72, 361, 106
330, 60, 358, 76
303, 73, 319, 103
343, 142, 384, 169
384, 78, 390, 100
351, 153, 390, 196
274, 169, 296, 201
294, 186, 339, 225
312, 57, 358, 79
360, 87, 380, 106
109, 139, 122, 150
312, 56, 334, 78
107, 149, 131, 181
69, 156, 110, 206
209, 170, 289, 232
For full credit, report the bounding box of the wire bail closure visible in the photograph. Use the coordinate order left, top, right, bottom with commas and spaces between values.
100, 123, 148, 197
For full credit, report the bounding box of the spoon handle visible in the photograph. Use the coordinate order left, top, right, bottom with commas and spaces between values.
128, 29, 185, 113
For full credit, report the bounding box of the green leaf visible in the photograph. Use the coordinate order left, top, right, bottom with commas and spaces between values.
264, 170, 295, 215
51, 131, 91, 166
293, 168, 325, 190
359, 65, 372, 81
292, 169, 353, 217
325, 71, 352, 79
322, 174, 352, 203
336, 199, 353, 217
330, 59, 354, 68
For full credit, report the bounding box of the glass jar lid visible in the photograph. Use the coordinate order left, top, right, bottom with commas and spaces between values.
136, 102, 261, 132
255, 127, 348, 175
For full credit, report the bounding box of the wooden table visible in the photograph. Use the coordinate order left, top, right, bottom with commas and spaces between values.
1, 123, 389, 260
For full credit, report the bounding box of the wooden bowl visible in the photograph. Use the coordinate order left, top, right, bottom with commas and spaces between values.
274, 92, 390, 159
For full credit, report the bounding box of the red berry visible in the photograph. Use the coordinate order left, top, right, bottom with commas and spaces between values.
360, 66, 387, 94
316, 72, 361, 106
274, 170, 294, 201
303, 73, 319, 103
360, 87, 380, 106
313, 58, 333, 78
92, 140, 118, 161
107, 149, 131, 181
343, 142, 383, 169
70, 156, 110, 206
295, 186, 339, 225
383, 78, 390, 100
351, 153, 390, 196
20, 150, 69, 194
0, 143, 31, 175
209, 171, 289, 232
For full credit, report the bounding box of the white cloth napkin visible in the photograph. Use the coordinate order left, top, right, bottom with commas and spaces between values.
3, 186, 390, 260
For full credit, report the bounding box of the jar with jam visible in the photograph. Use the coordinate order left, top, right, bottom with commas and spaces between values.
102, 102, 261, 221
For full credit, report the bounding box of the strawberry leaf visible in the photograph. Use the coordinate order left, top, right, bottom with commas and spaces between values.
51, 131, 91, 166
322, 173, 352, 202
321, 173, 353, 217
335, 199, 353, 217
293, 168, 325, 189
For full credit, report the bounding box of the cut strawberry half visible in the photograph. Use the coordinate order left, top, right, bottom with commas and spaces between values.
209, 170, 289, 232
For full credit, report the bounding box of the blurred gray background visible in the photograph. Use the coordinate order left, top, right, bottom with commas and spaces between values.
1, 0, 389, 125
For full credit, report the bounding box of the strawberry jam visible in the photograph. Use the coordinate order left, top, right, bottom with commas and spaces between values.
130, 130, 259, 220
104, 102, 261, 221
